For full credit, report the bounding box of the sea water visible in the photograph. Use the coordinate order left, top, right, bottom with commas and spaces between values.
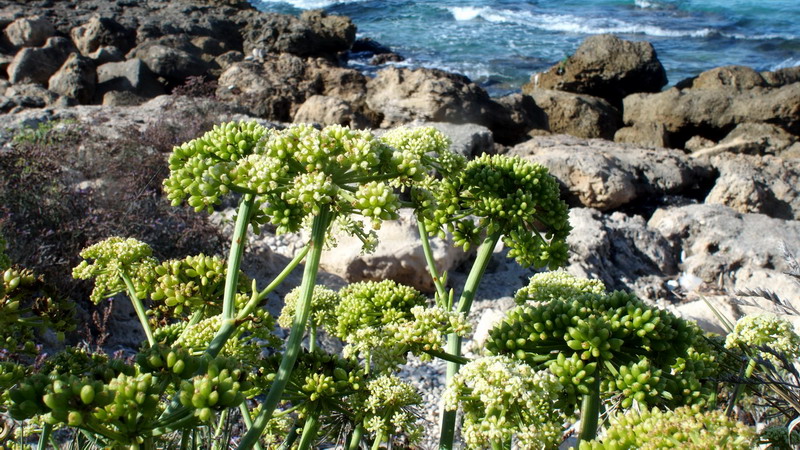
252, 0, 800, 95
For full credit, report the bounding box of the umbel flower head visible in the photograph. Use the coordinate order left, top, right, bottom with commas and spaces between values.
725, 313, 800, 363
422, 153, 571, 269
443, 355, 565, 449
72, 237, 157, 304
579, 405, 755, 449
361, 375, 423, 445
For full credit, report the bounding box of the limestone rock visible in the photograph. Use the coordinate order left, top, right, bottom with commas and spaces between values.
676, 65, 767, 90
293, 95, 369, 128
649, 204, 800, 298
96, 58, 165, 99
239, 10, 355, 57
7, 36, 75, 85
704, 153, 800, 220
691, 123, 798, 158
523, 34, 667, 107
48, 53, 96, 104
88, 46, 124, 65
4, 16, 55, 48
318, 209, 468, 293
527, 89, 621, 140
128, 35, 208, 86
565, 208, 678, 301
508, 134, 712, 210
490, 93, 548, 144
70, 16, 134, 56
614, 122, 671, 148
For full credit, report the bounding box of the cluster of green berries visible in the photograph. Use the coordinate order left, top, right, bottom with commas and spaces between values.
173, 313, 275, 362
2, 266, 73, 354
380, 126, 463, 186
361, 375, 423, 445
39, 375, 113, 427
96, 372, 161, 437
72, 237, 157, 304
136, 345, 204, 379
580, 406, 755, 449
179, 357, 251, 422
725, 313, 800, 363
279, 285, 340, 331
443, 355, 564, 449
150, 253, 247, 319
487, 273, 713, 409
758, 425, 800, 449
423, 154, 571, 268
515, 270, 605, 305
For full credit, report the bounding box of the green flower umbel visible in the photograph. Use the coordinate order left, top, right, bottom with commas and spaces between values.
72, 237, 157, 304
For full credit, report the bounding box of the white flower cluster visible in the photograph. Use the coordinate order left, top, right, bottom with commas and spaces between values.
515, 270, 605, 305
444, 355, 564, 449
725, 313, 800, 362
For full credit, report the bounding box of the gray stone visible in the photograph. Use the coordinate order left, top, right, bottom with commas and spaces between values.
88, 46, 124, 64
70, 16, 134, 56
48, 53, 96, 104
614, 122, 671, 148
4, 16, 55, 48
527, 89, 621, 140
96, 58, 165, 99
293, 95, 369, 129
7, 36, 75, 85
676, 65, 767, 91
128, 36, 207, 85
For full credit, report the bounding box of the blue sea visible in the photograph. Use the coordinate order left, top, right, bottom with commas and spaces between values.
252, 0, 800, 96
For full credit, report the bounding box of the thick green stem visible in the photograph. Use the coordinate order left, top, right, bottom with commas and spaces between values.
439, 231, 502, 450
238, 403, 264, 450
578, 374, 601, 443
371, 430, 387, 450
120, 271, 155, 347
309, 320, 318, 353
347, 424, 364, 450
417, 218, 447, 305
238, 208, 332, 449
223, 194, 255, 320
491, 440, 504, 450
38, 423, 52, 450
279, 427, 300, 450
296, 411, 321, 450
424, 349, 470, 365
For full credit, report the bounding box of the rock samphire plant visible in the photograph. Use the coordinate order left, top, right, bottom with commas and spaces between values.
0, 121, 756, 449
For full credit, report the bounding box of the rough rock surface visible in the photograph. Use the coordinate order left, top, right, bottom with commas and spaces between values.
4, 16, 55, 48
523, 34, 667, 107
508, 134, 713, 210
649, 204, 800, 301
704, 153, 800, 220
527, 89, 621, 140
7, 36, 75, 84
691, 122, 798, 157
318, 209, 468, 293
96, 58, 165, 99
292, 94, 368, 128
239, 9, 356, 56
48, 52, 96, 104
70, 16, 134, 56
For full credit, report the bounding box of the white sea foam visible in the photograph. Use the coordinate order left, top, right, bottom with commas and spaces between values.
771, 57, 800, 70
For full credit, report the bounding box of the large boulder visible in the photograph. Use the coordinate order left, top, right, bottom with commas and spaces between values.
490, 93, 548, 144
526, 89, 621, 140
293, 95, 369, 128
366, 66, 508, 135
690, 122, 798, 157
622, 83, 800, 147
704, 153, 800, 220
70, 16, 135, 56
48, 52, 96, 104
676, 65, 767, 91
649, 204, 800, 304
4, 16, 55, 49
566, 207, 678, 301
127, 35, 208, 87
508, 134, 712, 210
523, 34, 667, 107
7, 36, 75, 85
96, 58, 165, 99
318, 209, 468, 293
239, 10, 356, 56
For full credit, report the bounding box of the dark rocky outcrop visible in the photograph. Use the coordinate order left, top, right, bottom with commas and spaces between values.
526, 89, 621, 140
523, 34, 667, 108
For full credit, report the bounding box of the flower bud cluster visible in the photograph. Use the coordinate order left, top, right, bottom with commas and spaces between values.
150, 254, 246, 319
487, 273, 712, 409
136, 345, 203, 379
380, 126, 461, 185
178, 357, 251, 423
383, 305, 471, 357
95, 372, 160, 435
39, 375, 113, 427
725, 313, 800, 363
174, 313, 275, 362
423, 154, 570, 268
362, 375, 423, 445
443, 355, 564, 449
72, 237, 157, 304
279, 285, 339, 330
580, 406, 755, 449
515, 270, 605, 305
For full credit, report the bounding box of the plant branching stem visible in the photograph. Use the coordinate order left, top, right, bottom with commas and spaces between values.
417, 219, 447, 305
38, 423, 52, 450
347, 424, 364, 450
120, 271, 155, 347
238, 208, 332, 449
578, 373, 601, 442
438, 231, 501, 450
223, 194, 255, 320
371, 430, 387, 450
297, 411, 321, 450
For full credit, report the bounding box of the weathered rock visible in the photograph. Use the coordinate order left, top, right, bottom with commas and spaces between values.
96, 58, 165, 99
704, 153, 800, 220
490, 93, 548, 144
239, 10, 355, 57
565, 208, 678, 301
683, 135, 716, 153
676, 65, 767, 90
4, 16, 55, 48
88, 46, 124, 64
527, 89, 621, 140
101, 90, 146, 107
304, 57, 368, 105
366, 66, 495, 128
649, 204, 800, 302
508, 134, 712, 210
614, 122, 671, 148
2, 83, 64, 112
706, 123, 796, 157
7, 36, 75, 85
215, 50, 244, 71
623, 83, 800, 147
128, 35, 208, 86
318, 209, 468, 293
523, 34, 667, 107
293, 95, 369, 128
70, 16, 134, 56
761, 66, 800, 87
48, 53, 96, 104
